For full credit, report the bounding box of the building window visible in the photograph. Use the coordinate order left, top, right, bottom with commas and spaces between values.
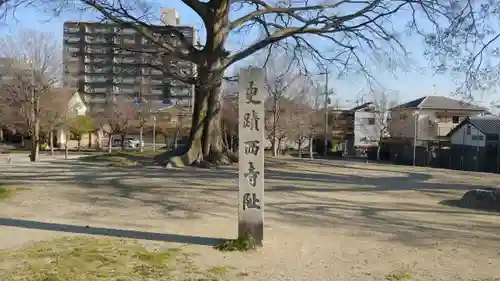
452, 116, 459, 124
466, 124, 471, 135
368, 118, 375, 125
479, 135, 484, 140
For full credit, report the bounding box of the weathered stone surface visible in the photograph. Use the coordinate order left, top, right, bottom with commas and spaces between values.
458, 188, 500, 211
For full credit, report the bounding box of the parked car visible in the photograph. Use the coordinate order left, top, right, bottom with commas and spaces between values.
110, 137, 144, 149
124, 137, 143, 148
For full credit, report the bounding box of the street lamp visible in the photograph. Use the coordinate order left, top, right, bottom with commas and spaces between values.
150, 104, 174, 152
413, 110, 419, 166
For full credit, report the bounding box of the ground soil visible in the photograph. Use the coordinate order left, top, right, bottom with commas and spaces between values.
0, 155, 499, 281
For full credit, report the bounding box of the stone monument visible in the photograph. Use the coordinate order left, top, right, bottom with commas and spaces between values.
238, 67, 265, 246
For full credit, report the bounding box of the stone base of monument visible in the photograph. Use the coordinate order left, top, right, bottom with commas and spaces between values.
456, 188, 500, 211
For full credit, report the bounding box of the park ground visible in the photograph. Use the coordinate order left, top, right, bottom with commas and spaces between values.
0, 154, 499, 281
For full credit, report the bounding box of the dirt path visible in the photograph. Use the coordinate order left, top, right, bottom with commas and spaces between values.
0, 158, 499, 281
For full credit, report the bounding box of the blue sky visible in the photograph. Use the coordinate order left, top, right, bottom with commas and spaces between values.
0, 1, 494, 110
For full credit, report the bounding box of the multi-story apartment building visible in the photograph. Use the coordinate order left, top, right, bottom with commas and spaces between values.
62, 9, 196, 111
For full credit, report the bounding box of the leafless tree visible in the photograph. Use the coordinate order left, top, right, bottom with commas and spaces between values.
0, 65, 47, 161
423, 1, 500, 103
0, 27, 61, 85
264, 57, 301, 156
303, 85, 325, 159
366, 90, 399, 161
0, 28, 61, 161
40, 87, 74, 156
94, 96, 137, 153
0, 0, 460, 165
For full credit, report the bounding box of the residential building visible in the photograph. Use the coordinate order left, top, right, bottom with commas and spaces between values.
448, 115, 500, 147
388, 96, 487, 144
351, 102, 387, 148
445, 115, 500, 172
62, 8, 196, 112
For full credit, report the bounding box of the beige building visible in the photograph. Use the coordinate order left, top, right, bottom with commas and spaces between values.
388, 96, 487, 144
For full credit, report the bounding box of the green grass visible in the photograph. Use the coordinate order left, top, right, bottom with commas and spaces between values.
117, 150, 163, 157
213, 235, 257, 252
79, 154, 137, 166
386, 270, 413, 281
0, 237, 226, 281
0, 186, 29, 200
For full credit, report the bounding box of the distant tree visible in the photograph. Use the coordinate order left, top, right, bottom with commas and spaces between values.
94, 96, 136, 153
369, 90, 399, 161
40, 87, 74, 156
0, 27, 61, 161
67, 115, 94, 151
264, 58, 300, 156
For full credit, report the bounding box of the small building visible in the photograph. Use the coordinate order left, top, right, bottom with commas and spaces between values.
446, 115, 500, 172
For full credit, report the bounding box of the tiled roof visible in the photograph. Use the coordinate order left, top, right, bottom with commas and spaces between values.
469, 115, 500, 136
447, 115, 500, 137
394, 96, 485, 111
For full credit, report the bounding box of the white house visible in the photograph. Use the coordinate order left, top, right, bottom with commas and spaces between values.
447, 115, 500, 148
56, 91, 89, 147
352, 102, 386, 148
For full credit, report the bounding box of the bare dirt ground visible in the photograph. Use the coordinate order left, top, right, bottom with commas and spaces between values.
1, 156, 500, 281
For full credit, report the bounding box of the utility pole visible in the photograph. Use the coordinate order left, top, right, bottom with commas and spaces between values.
322, 70, 329, 156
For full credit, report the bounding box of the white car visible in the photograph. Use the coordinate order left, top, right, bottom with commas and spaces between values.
123, 137, 144, 149
111, 137, 144, 148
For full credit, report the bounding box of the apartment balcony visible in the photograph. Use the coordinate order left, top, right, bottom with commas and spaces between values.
64, 26, 80, 33
436, 122, 458, 137
85, 26, 113, 34
67, 47, 80, 53
84, 75, 107, 83
117, 28, 136, 34
85, 36, 109, 44
84, 46, 111, 53
113, 78, 136, 84
84, 85, 108, 93
84, 56, 111, 64
64, 36, 81, 43
113, 57, 137, 64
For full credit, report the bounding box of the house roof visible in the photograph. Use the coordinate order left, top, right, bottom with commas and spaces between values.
447, 115, 500, 137
393, 96, 485, 111
350, 102, 374, 111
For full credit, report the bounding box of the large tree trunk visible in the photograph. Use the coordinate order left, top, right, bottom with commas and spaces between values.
165, 1, 235, 167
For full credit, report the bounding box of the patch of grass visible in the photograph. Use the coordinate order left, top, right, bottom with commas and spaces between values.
206, 266, 232, 275
80, 154, 137, 166
118, 150, 162, 157
236, 271, 250, 277
0, 237, 208, 281
0, 186, 29, 200
213, 235, 257, 252
386, 270, 413, 281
